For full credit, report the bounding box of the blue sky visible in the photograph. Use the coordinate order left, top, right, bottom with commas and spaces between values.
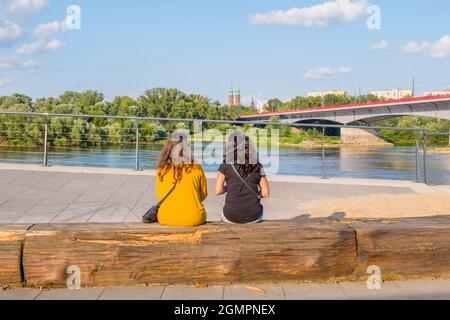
0, 0, 449, 104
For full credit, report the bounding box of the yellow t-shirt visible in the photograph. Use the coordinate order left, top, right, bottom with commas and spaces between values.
156, 165, 208, 227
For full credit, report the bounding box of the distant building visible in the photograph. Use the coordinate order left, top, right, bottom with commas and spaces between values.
307, 90, 348, 98
227, 83, 241, 106
235, 83, 241, 106
423, 89, 450, 96
256, 100, 268, 113
370, 89, 412, 100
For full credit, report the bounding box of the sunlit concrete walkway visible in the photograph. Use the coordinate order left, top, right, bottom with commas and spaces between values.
2, 280, 450, 300
0, 163, 440, 224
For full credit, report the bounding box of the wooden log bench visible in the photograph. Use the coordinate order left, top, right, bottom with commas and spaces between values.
1, 216, 450, 289
5, 220, 356, 288
0, 224, 31, 288
348, 216, 450, 281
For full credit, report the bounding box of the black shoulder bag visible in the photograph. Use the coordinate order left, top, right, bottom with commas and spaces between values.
142, 182, 177, 224
230, 165, 262, 200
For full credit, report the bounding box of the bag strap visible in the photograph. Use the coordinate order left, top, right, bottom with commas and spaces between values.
156, 182, 177, 209
230, 165, 261, 200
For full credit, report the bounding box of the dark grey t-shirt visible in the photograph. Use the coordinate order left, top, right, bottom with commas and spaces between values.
218, 164, 265, 224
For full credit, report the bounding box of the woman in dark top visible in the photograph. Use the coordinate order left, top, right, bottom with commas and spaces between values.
214, 132, 270, 224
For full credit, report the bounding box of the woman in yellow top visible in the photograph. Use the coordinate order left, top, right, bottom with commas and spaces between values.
156, 133, 208, 227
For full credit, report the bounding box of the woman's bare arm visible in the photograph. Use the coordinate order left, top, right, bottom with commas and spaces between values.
215, 172, 227, 196
259, 176, 270, 198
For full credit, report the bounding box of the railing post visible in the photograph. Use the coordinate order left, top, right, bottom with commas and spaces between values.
423, 132, 428, 185
415, 131, 420, 183
194, 120, 203, 166
320, 126, 328, 179
43, 123, 49, 167
135, 120, 141, 172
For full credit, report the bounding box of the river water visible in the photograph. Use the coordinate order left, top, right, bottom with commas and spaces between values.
0, 145, 448, 185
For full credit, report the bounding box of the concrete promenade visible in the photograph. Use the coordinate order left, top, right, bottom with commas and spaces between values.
2, 280, 450, 300
0, 163, 439, 224
2, 164, 450, 301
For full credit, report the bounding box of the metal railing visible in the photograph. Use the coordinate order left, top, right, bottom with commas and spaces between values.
0, 111, 447, 185
422, 132, 450, 185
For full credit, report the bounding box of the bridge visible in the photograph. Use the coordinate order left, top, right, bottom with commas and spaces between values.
238, 95, 450, 125
238, 95, 450, 145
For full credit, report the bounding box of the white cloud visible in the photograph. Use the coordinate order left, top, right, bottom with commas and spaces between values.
0, 55, 41, 70
303, 66, 352, 80
250, 0, 370, 27
403, 35, 450, 59
16, 39, 65, 55
0, 77, 14, 87
8, 0, 48, 18
370, 40, 389, 50
22, 59, 40, 69
337, 66, 352, 73
403, 42, 426, 54
0, 18, 23, 47
46, 39, 65, 50
34, 20, 67, 38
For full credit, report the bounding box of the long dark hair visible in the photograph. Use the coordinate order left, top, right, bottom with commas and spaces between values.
157, 133, 198, 182
224, 132, 261, 178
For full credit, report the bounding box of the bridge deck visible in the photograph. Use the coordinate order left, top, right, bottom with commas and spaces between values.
0, 164, 447, 224
239, 94, 450, 119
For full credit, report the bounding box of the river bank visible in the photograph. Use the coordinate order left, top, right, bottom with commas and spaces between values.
429, 147, 450, 154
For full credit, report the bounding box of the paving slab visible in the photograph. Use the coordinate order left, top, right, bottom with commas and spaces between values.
31, 172, 78, 192
51, 203, 101, 223
35, 288, 104, 300
161, 286, 224, 300
12, 204, 68, 223
0, 289, 41, 301
8, 171, 55, 187
395, 280, 450, 300
88, 203, 131, 223
75, 176, 127, 203
99, 286, 165, 300
0, 184, 31, 200
0, 167, 442, 224
0, 205, 34, 223
0, 204, 34, 213
223, 285, 285, 300
57, 176, 104, 196
263, 198, 301, 220
17, 187, 55, 200
3, 281, 450, 300
36, 191, 78, 205
282, 284, 346, 300
339, 282, 403, 300
0, 170, 27, 184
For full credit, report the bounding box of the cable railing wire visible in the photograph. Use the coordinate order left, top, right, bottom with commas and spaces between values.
0, 111, 448, 184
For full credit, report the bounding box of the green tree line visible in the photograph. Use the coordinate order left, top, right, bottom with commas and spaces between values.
0, 88, 241, 147
0, 89, 448, 147
264, 94, 384, 112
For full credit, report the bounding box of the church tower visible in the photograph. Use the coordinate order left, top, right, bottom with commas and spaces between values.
235, 82, 241, 106
228, 83, 234, 106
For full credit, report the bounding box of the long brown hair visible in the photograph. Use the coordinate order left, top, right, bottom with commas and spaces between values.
157, 134, 197, 182
224, 132, 262, 178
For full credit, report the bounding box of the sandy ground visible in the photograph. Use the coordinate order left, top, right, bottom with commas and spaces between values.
300, 192, 450, 219
429, 148, 450, 155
